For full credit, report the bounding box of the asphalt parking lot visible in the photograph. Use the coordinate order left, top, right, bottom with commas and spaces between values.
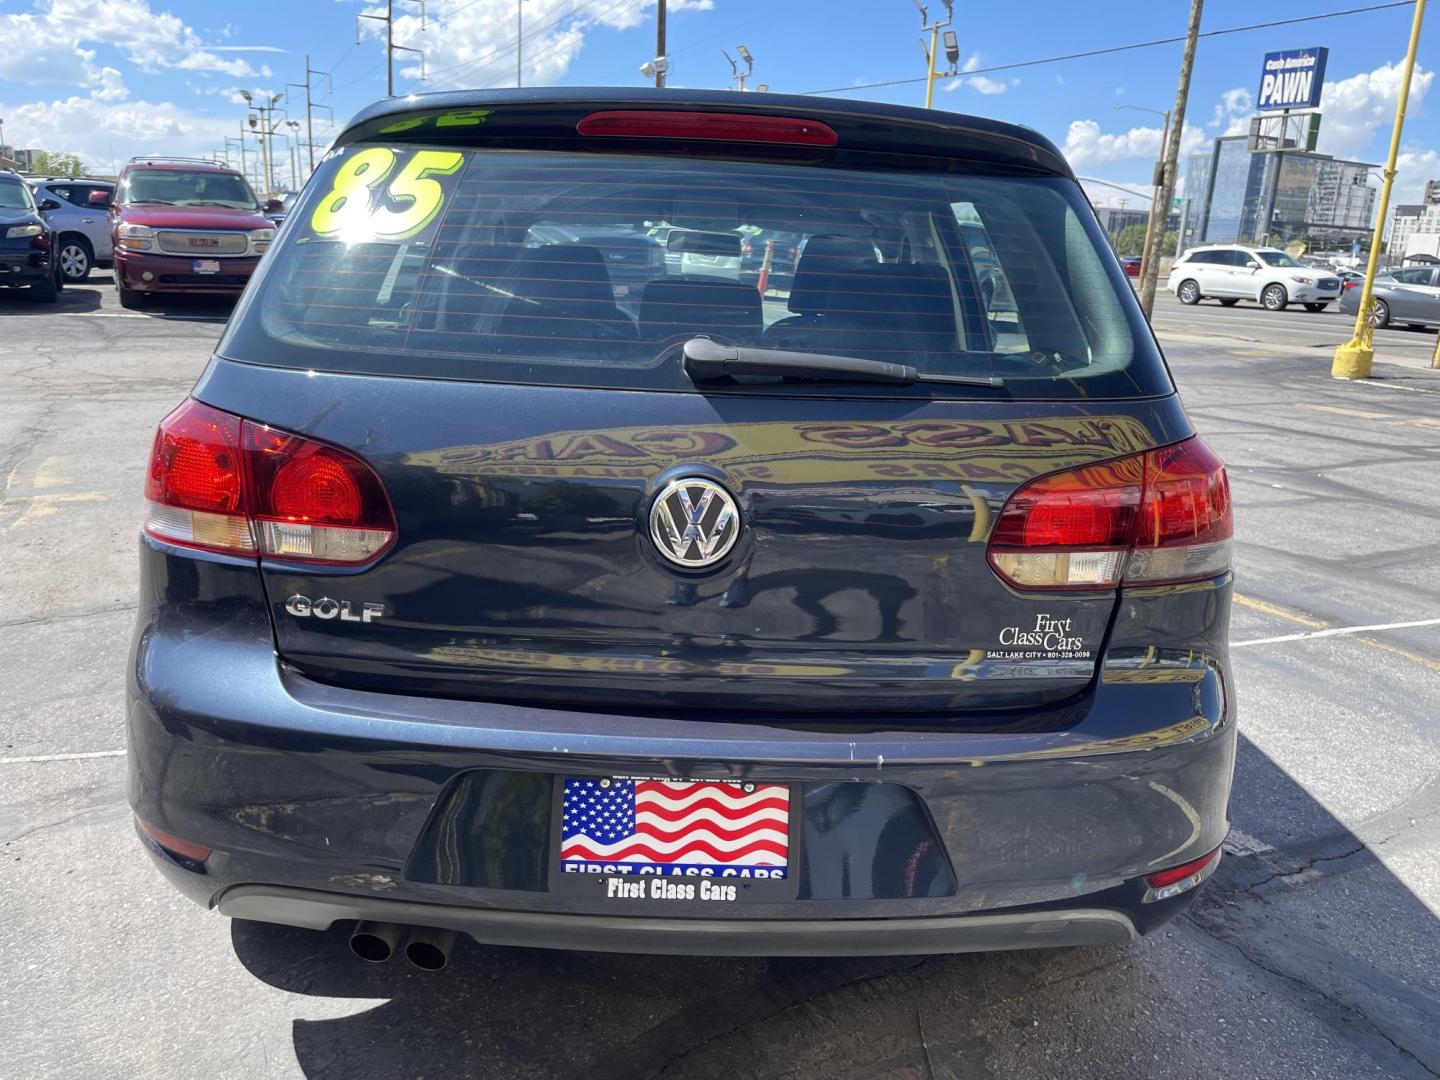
2, 276, 1438, 1079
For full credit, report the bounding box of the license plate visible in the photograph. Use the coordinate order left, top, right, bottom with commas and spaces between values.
551, 776, 797, 903
192, 259, 221, 275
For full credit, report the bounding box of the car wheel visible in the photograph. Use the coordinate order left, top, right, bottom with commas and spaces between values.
1303, 303, 1328, 313
1261, 284, 1288, 311
1218, 298, 1239, 307
1370, 299, 1390, 328
1177, 279, 1201, 305
57, 236, 92, 283
118, 285, 147, 310
29, 269, 59, 303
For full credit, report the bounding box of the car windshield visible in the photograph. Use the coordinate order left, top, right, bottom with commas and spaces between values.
125, 170, 257, 209
220, 146, 1172, 400
1258, 251, 1304, 268
0, 177, 33, 210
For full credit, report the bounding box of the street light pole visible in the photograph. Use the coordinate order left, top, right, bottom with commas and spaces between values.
1333, 0, 1428, 379
1115, 103, 1171, 277
517, 0, 524, 88
1138, 0, 1203, 318
915, 0, 955, 109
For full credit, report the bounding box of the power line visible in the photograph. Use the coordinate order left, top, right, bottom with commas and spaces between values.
405, 0, 617, 93
800, 1, 1418, 96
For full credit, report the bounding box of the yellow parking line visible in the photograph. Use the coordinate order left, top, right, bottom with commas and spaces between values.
1233, 593, 1327, 629
1358, 636, 1440, 673
1295, 403, 1395, 420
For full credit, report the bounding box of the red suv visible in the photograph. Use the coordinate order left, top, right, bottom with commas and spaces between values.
107, 157, 278, 308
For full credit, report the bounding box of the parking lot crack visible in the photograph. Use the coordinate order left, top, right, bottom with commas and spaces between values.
1240, 842, 1366, 894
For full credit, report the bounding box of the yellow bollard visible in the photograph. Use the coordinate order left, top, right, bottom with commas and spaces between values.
1331, 0, 1426, 380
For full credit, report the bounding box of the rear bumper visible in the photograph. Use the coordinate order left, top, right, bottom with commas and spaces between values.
114, 248, 258, 293
216, 884, 1137, 956
127, 542, 1236, 954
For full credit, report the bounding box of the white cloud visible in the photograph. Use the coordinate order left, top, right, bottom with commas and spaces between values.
1062, 118, 1206, 168
1208, 87, 1252, 132
1316, 60, 1434, 161
1395, 148, 1440, 205
965, 75, 1007, 96
0, 90, 342, 180
943, 54, 1014, 96
0, 0, 267, 98
369, 0, 713, 91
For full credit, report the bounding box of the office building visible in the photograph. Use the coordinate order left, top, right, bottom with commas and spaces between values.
1179, 135, 1377, 250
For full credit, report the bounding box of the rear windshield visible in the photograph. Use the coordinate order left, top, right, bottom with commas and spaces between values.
220, 145, 1172, 399
124, 169, 258, 209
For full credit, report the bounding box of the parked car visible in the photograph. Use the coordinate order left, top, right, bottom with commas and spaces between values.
1338, 265, 1440, 329
0, 168, 61, 302
128, 89, 1234, 963
29, 176, 115, 282
1167, 244, 1341, 311
108, 156, 278, 309
1119, 255, 1142, 277
265, 190, 299, 227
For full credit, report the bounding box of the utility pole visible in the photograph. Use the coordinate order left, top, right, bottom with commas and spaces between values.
359, 0, 426, 98
517, 0, 524, 88
237, 121, 248, 187
1334, 0, 1427, 380
287, 55, 330, 175
654, 0, 666, 88
1138, 0, 1203, 318
915, 0, 956, 109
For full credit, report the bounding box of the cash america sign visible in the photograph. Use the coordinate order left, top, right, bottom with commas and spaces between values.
1257, 47, 1328, 111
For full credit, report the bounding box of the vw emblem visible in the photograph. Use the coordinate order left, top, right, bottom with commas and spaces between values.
649, 477, 740, 569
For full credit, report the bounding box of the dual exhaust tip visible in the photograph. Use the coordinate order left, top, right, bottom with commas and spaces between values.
349, 921, 458, 971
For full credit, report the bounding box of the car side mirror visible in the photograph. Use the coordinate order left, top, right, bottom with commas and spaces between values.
1245, 260, 1260, 270
264, 198, 284, 213
37, 198, 62, 213
87, 190, 112, 208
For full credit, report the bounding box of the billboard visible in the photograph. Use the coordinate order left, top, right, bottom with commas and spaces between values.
1257, 47, 1328, 111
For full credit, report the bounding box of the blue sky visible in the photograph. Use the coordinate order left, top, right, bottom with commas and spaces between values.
0, 0, 1434, 206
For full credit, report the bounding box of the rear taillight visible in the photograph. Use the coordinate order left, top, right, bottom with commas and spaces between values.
144, 399, 396, 565
577, 110, 838, 147
144, 400, 254, 554
1143, 846, 1220, 901
987, 436, 1231, 591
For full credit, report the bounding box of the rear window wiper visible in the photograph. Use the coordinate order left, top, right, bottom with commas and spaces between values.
682, 337, 1001, 387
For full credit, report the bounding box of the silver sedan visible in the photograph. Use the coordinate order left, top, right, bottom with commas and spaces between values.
1339, 265, 1440, 329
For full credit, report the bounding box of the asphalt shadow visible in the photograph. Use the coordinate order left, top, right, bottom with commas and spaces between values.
230, 733, 1440, 1079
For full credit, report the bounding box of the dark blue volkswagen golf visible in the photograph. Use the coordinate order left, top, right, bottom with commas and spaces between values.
127, 88, 1235, 965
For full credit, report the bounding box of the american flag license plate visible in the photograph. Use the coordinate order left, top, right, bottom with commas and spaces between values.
556, 777, 793, 899
192, 259, 221, 274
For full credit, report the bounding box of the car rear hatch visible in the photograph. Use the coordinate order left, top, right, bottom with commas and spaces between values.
196, 92, 1189, 719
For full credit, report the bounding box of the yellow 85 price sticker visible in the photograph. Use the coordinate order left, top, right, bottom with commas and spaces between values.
309, 148, 464, 240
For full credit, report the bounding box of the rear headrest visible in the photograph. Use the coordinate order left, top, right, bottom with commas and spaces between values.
638, 276, 762, 334
787, 235, 879, 314
503, 244, 615, 307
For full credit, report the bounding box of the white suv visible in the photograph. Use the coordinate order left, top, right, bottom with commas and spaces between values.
1167, 245, 1341, 312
